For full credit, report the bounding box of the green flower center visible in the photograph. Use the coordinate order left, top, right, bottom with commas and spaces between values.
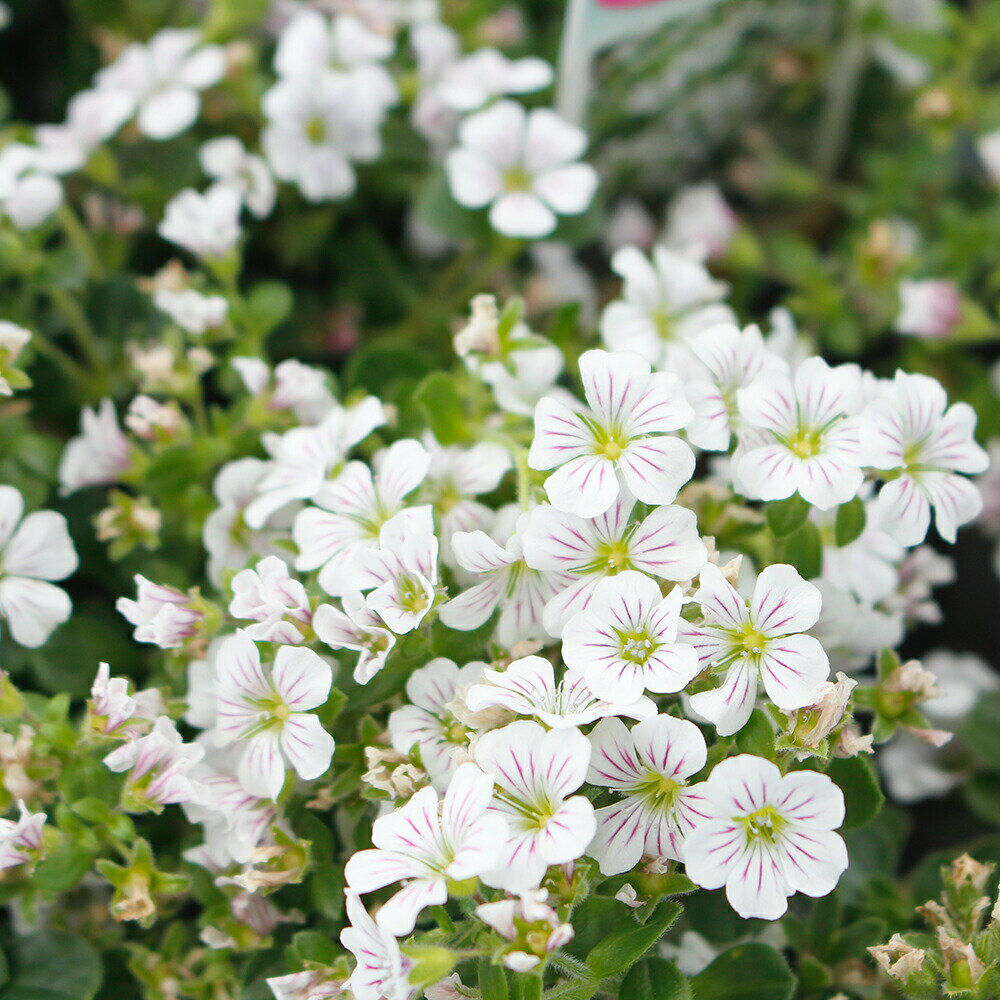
502, 166, 532, 191
742, 806, 787, 843
306, 116, 327, 143
619, 629, 657, 664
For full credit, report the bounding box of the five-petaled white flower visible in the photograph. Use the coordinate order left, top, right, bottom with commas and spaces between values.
861, 371, 989, 544
95, 28, 225, 141
117, 575, 202, 649
439, 511, 571, 647
104, 716, 205, 810
465, 654, 655, 729
356, 507, 439, 634
685, 323, 788, 451
586, 714, 709, 875
446, 100, 597, 239
0, 802, 46, 869
294, 439, 430, 597
389, 658, 485, 790
245, 397, 385, 529
213, 631, 335, 800
229, 556, 311, 645
59, 398, 131, 494
341, 892, 414, 1000
599, 245, 733, 371
682, 563, 829, 737
345, 762, 507, 934
473, 720, 596, 891
683, 754, 847, 920
314, 592, 396, 685
529, 349, 695, 519
562, 571, 698, 706
522, 494, 707, 635
0, 486, 77, 647
158, 185, 242, 260
735, 357, 863, 509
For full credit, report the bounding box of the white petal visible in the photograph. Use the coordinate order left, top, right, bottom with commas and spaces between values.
138, 88, 199, 140
238, 732, 286, 801
779, 828, 848, 899
0, 577, 71, 647
589, 799, 646, 876
544, 455, 619, 518
528, 397, 594, 470
774, 770, 845, 830
618, 437, 695, 507
751, 564, 821, 636
757, 634, 829, 711
533, 163, 598, 215
3, 511, 77, 581
876, 476, 931, 546
688, 660, 758, 737
489, 192, 557, 239
280, 713, 335, 781
446, 149, 503, 208
376, 878, 447, 936
725, 840, 790, 920
272, 646, 333, 711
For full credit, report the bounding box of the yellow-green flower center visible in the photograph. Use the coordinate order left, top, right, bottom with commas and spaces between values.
742, 806, 787, 844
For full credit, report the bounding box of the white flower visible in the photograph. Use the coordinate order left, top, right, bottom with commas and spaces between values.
103, 717, 205, 809
203, 458, 295, 586
158, 184, 242, 259
562, 571, 698, 705
117, 575, 202, 649
465, 654, 656, 729
435, 50, 552, 111
812, 581, 902, 674
815, 495, 903, 604
0, 486, 77, 647
230, 556, 311, 645
0, 144, 62, 228
445, 100, 597, 239
262, 74, 387, 203
356, 506, 439, 634
735, 357, 863, 509
438, 512, 571, 647
682, 563, 829, 736
345, 762, 507, 934
663, 183, 738, 261
34, 88, 133, 175
233, 358, 335, 424
153, 288, 228, 335
684, 754, 847, 920
862, 371, 988, 545
599, 246, 733, 371
341, 892, 414, 1000
213, 632, 335, 800
474, 720, 595, 891
586, 714, 709, 875
685, 323, 788, 451
528, 349, 695, 518
314, 593, 396, 684
388, 657, 485, 789
293, 439, 430, 596
89, 662, 162, 738
59, 398, 131, 494
521, 494, 707, 635
200, 137, 275, 218
895, 278, 962, 339
0, 321, 30, 396
267, 970, 345, 1000
274, 9, 397, 111
245, 397, 385, 529
421, 436, 510, 566
95, 28, 225, 140
474, 324, 564, 417
475, 889, 573, 972
0, 802, 46, 869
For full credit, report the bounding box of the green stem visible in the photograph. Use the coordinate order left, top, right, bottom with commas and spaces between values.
814, 0, 869, 179
58, 201, 104, 280
27, 327, 93, 390
47, 287, 102, 370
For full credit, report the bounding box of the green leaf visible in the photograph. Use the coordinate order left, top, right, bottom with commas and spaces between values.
833, 497, 866, 547
619, 958, 691, 1000
779, 522, 822, 579
0, 932, 102, 1000
414, 170, 492, 242
826, 755, 884, 830
960, 693, 1000, 769
244, 281, 293, 341
735, 709, 775, 759
479, 961, 508, 1000
415, 371, 469, 445
32, 843, 95, 893
586, 901, 682, 980
766, 495, 810, 537
346, 343, 432, 396
964, 772, 1000, 826
691, 944, 795, 1000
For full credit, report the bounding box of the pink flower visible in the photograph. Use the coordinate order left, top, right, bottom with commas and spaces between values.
117, 575, 202, 648
895, 278, 961, 339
